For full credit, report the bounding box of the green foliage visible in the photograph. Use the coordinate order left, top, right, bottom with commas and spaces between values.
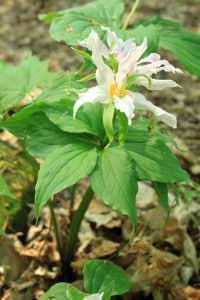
153, 182, 169, 210
0, 174, 15, 199
35, 143, 97, 216
48, 0, 125, 45
39, 283, 68, 300
125, 24, 159, 55
126, 138, 190, 183
0, 0, 194, 282
90, 147, 138, 224
83, 259, 131, 298
39, 259, 131, 300
41, 0, 159, 55
0, 55, 57, 112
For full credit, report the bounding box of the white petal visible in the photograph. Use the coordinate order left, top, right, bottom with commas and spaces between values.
134, 93, 177, 128
106, 29, 124, 51
114, 94, 135, 125
84, 293, 104, 300
136, 58, 183, 76
80, 30, 113, 85
95, 63, 115, 86
135, 78, 180, 90
117, 38, 147, 82
138, 53, 161, 64
73, 86, 108, 118
79, 30, 108, 57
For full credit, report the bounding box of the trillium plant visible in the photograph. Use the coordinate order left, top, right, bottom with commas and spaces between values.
1, 0, 199, 298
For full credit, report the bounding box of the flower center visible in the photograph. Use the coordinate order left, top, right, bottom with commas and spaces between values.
109, 83, 127, 98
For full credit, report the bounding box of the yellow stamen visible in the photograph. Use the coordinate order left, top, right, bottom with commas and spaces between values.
109, 83, 127, 98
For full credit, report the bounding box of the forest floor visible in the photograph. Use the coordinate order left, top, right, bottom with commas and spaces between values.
0, 0, 199, 299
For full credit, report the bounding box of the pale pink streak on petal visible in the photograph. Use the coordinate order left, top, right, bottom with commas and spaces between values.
114, 94, 135, 125
73, 86, 108, 118
133, 93, 177, 128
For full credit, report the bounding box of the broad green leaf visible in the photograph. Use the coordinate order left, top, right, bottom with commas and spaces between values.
27, 124, 78, 159
153, 182, 169, 210
0, 55, 57, 111
38, 282, 101, 300
2, 100, 102, 159
90, 147, 138, 224
125, 24, 159, 55
39, 282, 68, 300
126, 139, 190, 183
49, 0, 125, 45
81, 103, 105, 139
36, 72, 86, 103
43, 100, 97, 135
35, 143, 97, 216
66, 284, 87, 300
43, 100, 105, 138
126, 120, 153, 143
2, 104, 50, 138
83, 259, 131, 297
138, 17, 200, 77
66, 284, 100, 300
0, 174, 15, 199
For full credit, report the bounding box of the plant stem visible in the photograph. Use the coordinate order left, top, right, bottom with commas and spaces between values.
48, 201, 63, 257
64, 186, 94, 270
122, 0, 140, 30
70, 184, 77, 211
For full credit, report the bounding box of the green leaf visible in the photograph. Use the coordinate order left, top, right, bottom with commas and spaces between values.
125, 24, 159, 55
153, 182, 169, 210
2, 103, 45, 137
66, 284, 98, 300
81, 103, 105, 139
90, 147, 138, 224
138, 17, 200, 77
0, 55, 57, 111
126, 120, 154, 143
43, 100, 97, 135
39, 282, 68, 300
126, 139, 191, 183
38, 282, 101, 300
83, 259, 131, 297
43, 100, 105, 138
0, 174, 15, 199
35, 142, 97, 216
27, 123, 78, 159
49, 0, 125, 45
2, 103, 76, 159
37, 72, 86, 103
2, 100, 103, 159
66, 285, 86, 300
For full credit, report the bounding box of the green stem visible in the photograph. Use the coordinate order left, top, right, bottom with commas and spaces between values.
122, 0, 141, 30
64, 186, 94, 269
70, 184, 77, 211
48, 201, 63, 257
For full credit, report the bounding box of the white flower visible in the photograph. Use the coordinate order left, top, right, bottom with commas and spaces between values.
83, 292, 104, 300
74, 30, 181, 128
